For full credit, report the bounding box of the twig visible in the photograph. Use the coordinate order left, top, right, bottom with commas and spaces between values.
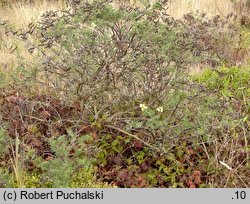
105, 124, 162, 153
23, 115, 47, 122
219, 161, 249, 188
200, 136, 210, 159
219, 161, 232, 171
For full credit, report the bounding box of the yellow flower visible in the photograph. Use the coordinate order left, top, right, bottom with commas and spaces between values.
139, 103, 148, 111
156, 106, 163, 113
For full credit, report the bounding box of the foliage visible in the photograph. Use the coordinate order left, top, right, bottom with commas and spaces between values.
1, 0, 241, 106
0, 0, 249, 188
0, 128, 11, 157
0, 127, 110, 187
0, 168, 15, 188
194, 66, 250, 100
93, 66, 249, 187
35, 130, 94, 187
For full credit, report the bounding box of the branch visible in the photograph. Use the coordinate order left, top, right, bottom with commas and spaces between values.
105, 124, 163, 153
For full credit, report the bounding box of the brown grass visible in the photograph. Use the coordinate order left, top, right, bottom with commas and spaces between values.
0, 1, 64, 72
168, 0, 235, 18
114, 0, 249, 18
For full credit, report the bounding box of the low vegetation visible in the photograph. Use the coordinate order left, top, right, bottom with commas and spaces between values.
0, 0, 249, 188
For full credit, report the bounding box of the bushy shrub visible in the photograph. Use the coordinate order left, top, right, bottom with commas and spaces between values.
30, 0, 190, 105
180, 12, 242, 66
5, 0, 240, 107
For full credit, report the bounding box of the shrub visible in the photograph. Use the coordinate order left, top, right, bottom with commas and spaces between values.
3, 0, 241, 107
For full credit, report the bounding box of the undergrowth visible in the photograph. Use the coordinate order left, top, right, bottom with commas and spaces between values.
0, 0, 249, 188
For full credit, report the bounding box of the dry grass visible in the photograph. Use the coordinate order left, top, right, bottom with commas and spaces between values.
1, 0, 249, 29
168, 0, 235, 18
114, 0, 248, 18
0, 1, 64, 72
0, 1, 65, 28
